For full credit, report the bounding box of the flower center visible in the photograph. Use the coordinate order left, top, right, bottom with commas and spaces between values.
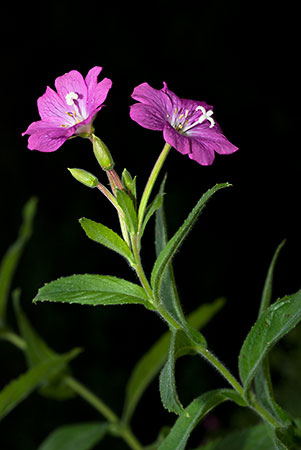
171, 105, 215, 134
61, 91, 86, 128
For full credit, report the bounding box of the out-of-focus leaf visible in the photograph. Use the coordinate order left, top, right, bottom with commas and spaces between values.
37, 422, 108, 450
0, 350, 77, 420
0, 197, 37, 325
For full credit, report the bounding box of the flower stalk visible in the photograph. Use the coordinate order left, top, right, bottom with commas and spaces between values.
138, 142, 171, 232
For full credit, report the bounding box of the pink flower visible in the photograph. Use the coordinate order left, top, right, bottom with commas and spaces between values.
130, 82, 238, 165
22, 67, 112, 152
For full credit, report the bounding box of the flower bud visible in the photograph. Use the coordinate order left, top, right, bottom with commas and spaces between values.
122, 168, 136, 200
122, 168, 133, 191
92, 134, 114, 171
68, 168, 99, 188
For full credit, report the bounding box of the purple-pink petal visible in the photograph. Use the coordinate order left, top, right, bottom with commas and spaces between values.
87, 77, 113, 114
22, 66, 112, 152
37, 86, 69, 125
130, 103, 166, 130
188, 138, 215, 165
131, 82, 173, 115
130, 81, 239, 166
163, 123, 191, 155
25, 124, 73, 152
55, 70, 87, 104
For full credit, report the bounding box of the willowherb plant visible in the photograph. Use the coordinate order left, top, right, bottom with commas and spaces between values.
0, 66, 300, 449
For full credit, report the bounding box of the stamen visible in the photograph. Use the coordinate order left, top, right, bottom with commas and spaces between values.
65, 92, 79, 106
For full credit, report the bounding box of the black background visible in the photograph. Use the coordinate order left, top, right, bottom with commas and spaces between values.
0, 1, 300, 449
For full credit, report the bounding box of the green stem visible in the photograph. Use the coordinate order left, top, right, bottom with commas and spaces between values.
96, 183, 125, 217
131, 235, 155, 303
0, 331, 26, 350
64, 375, 118, 423
64, 376, 143, 450
196, 346, 244, 397
138, 142, 171, 231
249, 392, 283, 428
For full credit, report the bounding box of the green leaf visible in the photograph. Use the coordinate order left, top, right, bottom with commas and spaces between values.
0, 351, 77, 420
259, 239, 286, 316
13, 291, 80, 399
154, 176, 186, 328
238, 289, 301, 391
255, 240, 291, 426
273, 424, 301, 450
116, 189, 138, 234
0, 197, 37, 325
159, 329, 197, 415
37, 422, 108, 450
79, 217, 134, 263
157, 389, 237, 450
151, 183, 231, 310
122, 298, 225, 423
140, 192, 163, 238
34, 274, 154, 309
193, 423, 273, 449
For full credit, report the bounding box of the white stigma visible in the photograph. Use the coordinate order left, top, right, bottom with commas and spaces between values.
65, 92, 79, 106
195, 106, 215, 128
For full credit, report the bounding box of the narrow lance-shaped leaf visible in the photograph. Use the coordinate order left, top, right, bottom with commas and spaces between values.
151, 183, 231, 310
258, 239, 286, 317
140, 192, 163, 238
13, 290, 80, 400
159, 329, 197, 415
116, 189, 138, 234
254, 240, 291, 426
154, 176, 186, 328
157, 389, 241, 450
238, 289, 301, 391
0, 197, 37, 325
0, 350, 78, 420
79, 217, 134, 264
34, 274, 155, 310
37, 422, 108, 450
193, 423, 273, 450
122, 298, 225, 424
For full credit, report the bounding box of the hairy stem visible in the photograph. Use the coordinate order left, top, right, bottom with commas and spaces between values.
138, 142, 171, 231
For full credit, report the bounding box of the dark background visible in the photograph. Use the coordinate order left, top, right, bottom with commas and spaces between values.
0, 2, 300, 449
